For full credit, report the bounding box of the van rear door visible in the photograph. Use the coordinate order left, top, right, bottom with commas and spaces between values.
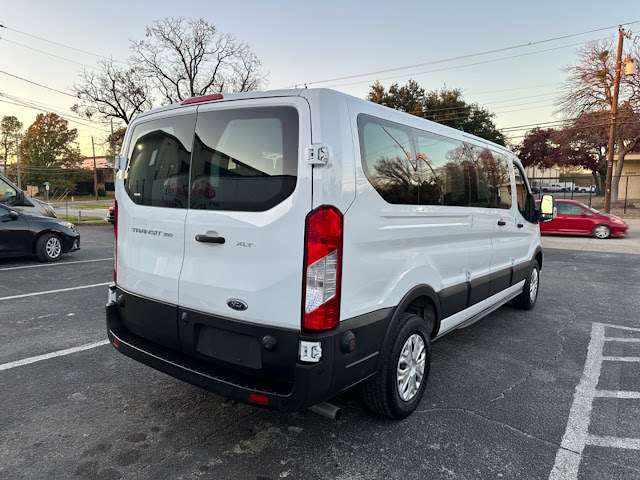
177, 97, 312, 335
116, 109, 198, 350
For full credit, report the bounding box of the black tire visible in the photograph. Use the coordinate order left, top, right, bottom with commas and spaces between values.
513, 260, 540, 310
592, 224, 611, 239
363, 312, 432, 419
36, 233, 63, 262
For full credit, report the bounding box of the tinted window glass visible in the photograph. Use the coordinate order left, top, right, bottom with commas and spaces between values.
0, 178, 17, 206
125, 114, 197, 208
358, 115, 416, 204
413, 130, 470, 206
190, 107, 298, 212
473, 150, 511, 209
557, 202, 585, 215
513, 163, 528, 215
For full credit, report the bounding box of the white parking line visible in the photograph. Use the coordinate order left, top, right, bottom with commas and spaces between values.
0, 258, 113, 272
0, 340, 110, 371
549, 322, 640, 480
0, 282, 111, 301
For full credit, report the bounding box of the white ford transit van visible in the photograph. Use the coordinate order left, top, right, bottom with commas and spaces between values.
106, 89, 553, 419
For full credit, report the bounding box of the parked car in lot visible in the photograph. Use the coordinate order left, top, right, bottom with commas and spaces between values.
107, 205, 115, 224
1, 174, 57, 218
537, 199, 628, 239
0, 204, 80, 261
574, 185, 596, 193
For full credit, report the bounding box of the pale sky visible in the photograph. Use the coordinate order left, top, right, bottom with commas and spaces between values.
0, 0, 638, 158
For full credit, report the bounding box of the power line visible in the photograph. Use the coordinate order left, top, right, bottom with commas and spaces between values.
0, 97, 110, 133
0, 37, 98, 70
0, 24, 126, 64
0, 71, 76, 97
291, 20, 640, 87
328, 39, 607, 89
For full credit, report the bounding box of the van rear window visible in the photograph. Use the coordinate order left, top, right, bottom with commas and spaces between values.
124, 114, 197, 208
190, 107, 298, 212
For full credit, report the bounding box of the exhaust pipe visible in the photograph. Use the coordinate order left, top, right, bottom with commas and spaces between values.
308, 402, 342, 421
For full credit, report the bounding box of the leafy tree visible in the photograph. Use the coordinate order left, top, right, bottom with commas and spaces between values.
367, 80, 505, 145
131, 17, 266, 104
1, 116, 23, 170
559, 38, 640, 202
19, 113, 84, 191
71, 58, 153, 125
517, 128, 560, 169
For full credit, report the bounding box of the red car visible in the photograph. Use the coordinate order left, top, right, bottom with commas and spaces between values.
538, 199, 628, 239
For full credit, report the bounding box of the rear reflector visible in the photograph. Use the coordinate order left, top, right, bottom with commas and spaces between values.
181, 93, 224, 105
302, 206, 343, 331
249, 393, 269, 404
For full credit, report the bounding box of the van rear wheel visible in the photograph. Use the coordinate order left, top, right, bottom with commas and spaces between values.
363, 312, 432, 419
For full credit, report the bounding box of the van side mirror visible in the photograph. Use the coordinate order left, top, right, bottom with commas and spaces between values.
538, 194, 555, 223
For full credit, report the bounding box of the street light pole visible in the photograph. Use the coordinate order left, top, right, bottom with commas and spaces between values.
603, 26, 625, 213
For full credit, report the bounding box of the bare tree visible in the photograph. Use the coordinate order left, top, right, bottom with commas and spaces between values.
71, 58, 153, 125
131, 17, 266, 104
558, 39, 640, 202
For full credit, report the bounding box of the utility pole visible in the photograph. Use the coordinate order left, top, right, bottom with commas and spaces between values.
604, 26, 625, 213
92, 136, 98, 201
15, 134, 22, 189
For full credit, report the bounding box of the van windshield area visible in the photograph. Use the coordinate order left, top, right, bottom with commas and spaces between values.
190, 106, 298, 212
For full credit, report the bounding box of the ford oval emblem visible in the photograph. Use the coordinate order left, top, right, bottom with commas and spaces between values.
227, 299, 248, 311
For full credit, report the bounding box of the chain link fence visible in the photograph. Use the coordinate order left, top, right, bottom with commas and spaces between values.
528, 175, 640, 214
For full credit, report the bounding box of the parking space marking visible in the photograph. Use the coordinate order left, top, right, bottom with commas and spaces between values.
0, 282, 111, 301
0, 258, 113, 272
549, 322, 640, 480
0, 340, 110, 371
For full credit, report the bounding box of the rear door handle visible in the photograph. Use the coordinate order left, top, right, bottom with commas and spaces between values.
517, 223, 524, 228
497, 220, 506, 226
195, 234, 225, 244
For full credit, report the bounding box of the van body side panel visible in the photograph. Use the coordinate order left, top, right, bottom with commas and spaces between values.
302, 90, 357, 213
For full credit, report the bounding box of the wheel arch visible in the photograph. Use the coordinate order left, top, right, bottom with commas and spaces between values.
377, 285, 441, 370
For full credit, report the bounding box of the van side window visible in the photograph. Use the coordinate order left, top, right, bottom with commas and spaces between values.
513, 163, 528, 216
413, 130, 468, 206
473, 150, 511, 209
190, 107, 298, 212
358, 115, 416, 204
124, 114, 197, 208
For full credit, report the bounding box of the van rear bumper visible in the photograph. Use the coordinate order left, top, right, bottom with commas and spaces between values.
106, 285, 390, 412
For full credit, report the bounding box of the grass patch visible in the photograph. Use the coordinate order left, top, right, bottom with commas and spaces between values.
57, 214, 109, 226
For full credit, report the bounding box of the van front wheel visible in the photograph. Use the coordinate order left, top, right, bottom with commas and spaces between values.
363, 313, 431, 419
513, 260, 540, 310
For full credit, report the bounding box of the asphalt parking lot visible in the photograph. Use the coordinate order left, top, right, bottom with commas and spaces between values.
1, 225, 639, 480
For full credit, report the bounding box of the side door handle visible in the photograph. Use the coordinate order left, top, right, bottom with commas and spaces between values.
517, 223, 524, 228
497, 220, 506, 226
195, 234, 225, 244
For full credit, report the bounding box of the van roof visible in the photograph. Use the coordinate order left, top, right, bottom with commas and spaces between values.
133, 88, 512, 155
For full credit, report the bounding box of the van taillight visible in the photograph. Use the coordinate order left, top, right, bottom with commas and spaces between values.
303, 206, 343, 331
114, 200, 118, 283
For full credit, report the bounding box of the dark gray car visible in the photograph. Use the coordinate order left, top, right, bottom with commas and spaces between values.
0, 174, 56, 218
